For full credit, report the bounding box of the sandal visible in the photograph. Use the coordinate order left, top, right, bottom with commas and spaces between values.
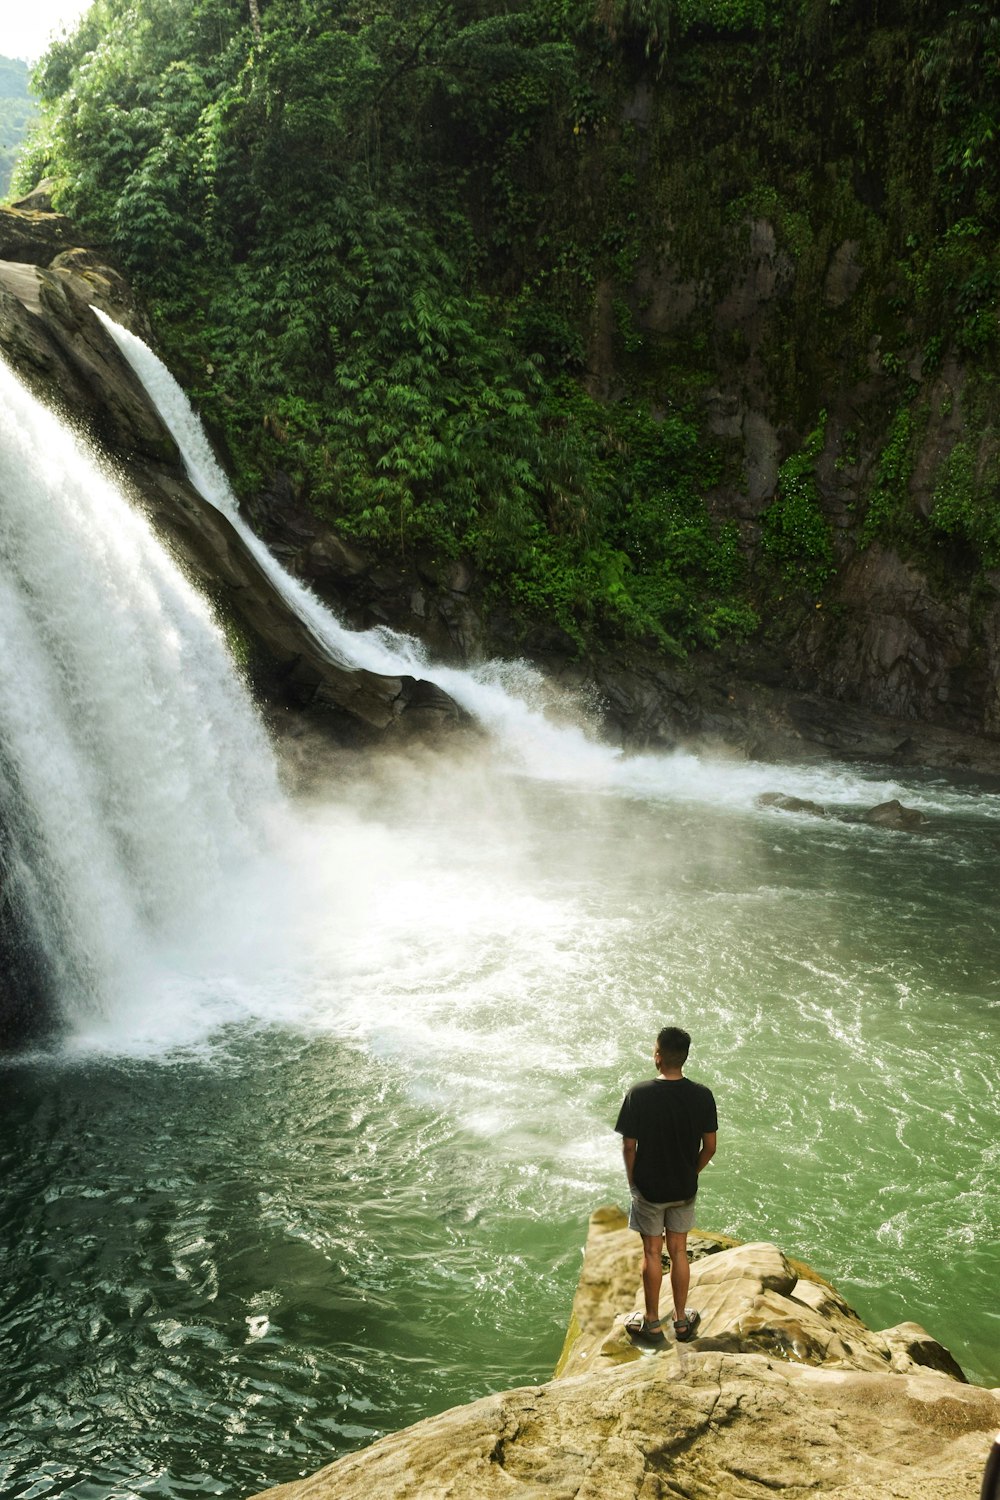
673, 1309, 701, 1342
625, 1313, 667, 1350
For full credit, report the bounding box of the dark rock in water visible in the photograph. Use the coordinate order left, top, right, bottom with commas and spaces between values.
756, 792, 828, 817
861, 798, 929, 830
0, 915, 56, 1047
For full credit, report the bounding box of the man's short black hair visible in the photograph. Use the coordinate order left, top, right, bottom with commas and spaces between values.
656, 1026, 691, 1064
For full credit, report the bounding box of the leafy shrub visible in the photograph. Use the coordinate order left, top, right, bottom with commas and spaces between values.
931, 439, 1000, 566
760, 415, 834, 595
861, 406, 918, 547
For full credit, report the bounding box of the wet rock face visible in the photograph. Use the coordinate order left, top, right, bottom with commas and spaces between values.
0, 757, 67, 1048
0, 254, 178, 467
248, 1211, 999, 1500
801, 544, 985, 733
0, 868, 57, 1049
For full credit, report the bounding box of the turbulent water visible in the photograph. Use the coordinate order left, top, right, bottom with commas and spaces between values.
1, 335, 998, 1500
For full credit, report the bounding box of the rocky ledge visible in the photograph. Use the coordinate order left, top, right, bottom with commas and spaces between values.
251, 1207, 999, 1500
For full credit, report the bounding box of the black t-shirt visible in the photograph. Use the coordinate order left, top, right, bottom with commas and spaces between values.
614, 1077, 718, 1203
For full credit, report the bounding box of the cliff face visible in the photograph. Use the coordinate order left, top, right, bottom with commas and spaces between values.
234, 4, 1000, 774
248, 1208, 1000, 1500
533, 9, 1000, 760
16, 4, 1000, 771
604, 202, 1000, 755
3, 195, 998, 777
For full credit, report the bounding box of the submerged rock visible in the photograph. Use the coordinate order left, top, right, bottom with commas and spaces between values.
862, 798, 930, 831
756, 791, 828, 817
249, 1208, 998, 1500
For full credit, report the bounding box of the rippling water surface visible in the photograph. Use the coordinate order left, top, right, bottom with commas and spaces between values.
2, 747, 998, 1499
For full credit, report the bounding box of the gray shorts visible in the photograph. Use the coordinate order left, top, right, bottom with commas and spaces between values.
628, 1187, 697, 1237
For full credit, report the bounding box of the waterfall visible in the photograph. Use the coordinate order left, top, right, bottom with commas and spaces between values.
0, 353, 280, 1035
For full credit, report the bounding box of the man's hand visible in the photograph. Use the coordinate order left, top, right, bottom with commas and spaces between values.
622, 1136, 637, 1187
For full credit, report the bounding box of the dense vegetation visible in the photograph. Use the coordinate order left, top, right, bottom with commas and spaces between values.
15, 0, 1000, 656
0, 56, 36, 197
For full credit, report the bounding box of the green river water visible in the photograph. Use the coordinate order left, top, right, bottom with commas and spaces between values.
2, 747, 998, 1500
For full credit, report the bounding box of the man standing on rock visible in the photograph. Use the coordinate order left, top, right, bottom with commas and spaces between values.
615, 1026, 718, 1349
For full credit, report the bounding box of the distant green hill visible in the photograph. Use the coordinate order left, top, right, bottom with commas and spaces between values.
0, 55, 38, 199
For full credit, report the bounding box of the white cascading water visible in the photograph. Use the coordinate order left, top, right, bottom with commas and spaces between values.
0, 352, 280, 1030
93, 309, 939, 814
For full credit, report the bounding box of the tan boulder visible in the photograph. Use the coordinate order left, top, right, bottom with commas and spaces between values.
558, 1215, 967, 1382
250, 1208, 998, 1500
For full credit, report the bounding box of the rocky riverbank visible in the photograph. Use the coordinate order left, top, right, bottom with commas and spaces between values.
249, 1207, 999, 1500
246, 481, 1000, 774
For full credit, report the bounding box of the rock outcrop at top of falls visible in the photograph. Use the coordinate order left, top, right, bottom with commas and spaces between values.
0, 202, 465, 745
250, 1206, 1000, 1500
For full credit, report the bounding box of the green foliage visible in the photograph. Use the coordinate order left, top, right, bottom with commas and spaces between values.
861, 405, 919, 547
673, 0, 776, 31
590, 0, 782, 56
900, 218, 1000, 361
592, 0, 674, 62
26, 0, 1000, 660
504, 386, 757, 649
930, 438, 1000, 567
921, 2, 1000, 208
20, 0, 762, 657
760, 415, 834, 595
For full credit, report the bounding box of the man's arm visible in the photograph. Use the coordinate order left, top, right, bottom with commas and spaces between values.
697, 1131, 717, 1173
621, 1136, 637, 1188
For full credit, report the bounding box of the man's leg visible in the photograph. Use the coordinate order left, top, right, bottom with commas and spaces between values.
666, 1229, 690, 1321
640, 1232, 664, 1323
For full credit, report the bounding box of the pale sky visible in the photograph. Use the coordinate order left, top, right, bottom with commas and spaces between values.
2, 0, 91, 64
